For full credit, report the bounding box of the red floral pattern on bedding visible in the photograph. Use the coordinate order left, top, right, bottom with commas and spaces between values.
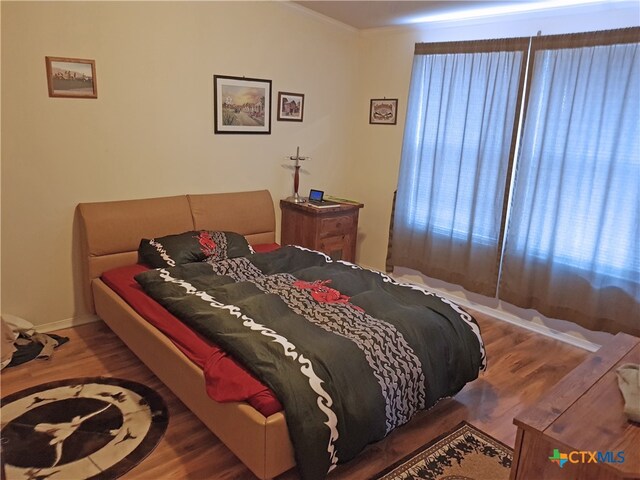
293, 279, 364, 312
196, 231, 217, 257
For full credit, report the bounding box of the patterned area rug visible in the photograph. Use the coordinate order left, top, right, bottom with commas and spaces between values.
373, 422, 513, 480
1, 377, 168, 479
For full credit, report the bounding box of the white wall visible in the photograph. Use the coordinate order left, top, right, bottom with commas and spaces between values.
1, 1, 359, 329
2, 0, 638, 334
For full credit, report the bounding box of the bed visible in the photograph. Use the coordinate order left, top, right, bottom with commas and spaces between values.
77, 189, 485, 480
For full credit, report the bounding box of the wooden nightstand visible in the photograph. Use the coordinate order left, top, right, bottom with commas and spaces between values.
280, 199, 363, 262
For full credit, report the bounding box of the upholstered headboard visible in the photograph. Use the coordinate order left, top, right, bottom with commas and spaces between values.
77, 189, 276, 310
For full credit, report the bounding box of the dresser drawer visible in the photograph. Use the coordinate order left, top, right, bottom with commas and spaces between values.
319, 215, 353, 238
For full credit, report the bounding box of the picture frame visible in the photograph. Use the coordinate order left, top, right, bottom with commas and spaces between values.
277, 92, 304, 122
45, 57, 97, 99
369, 98, 398, 125
214, 75, 272, 134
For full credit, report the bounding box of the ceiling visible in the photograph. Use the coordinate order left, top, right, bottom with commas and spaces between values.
291, 1, 512, 29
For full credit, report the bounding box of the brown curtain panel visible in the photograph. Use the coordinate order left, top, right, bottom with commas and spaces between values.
499, 28, 640, 336
385, 190, 397, 273
390, 38, 528, 296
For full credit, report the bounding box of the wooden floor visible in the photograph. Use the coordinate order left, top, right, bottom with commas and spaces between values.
0, 312, 589, 479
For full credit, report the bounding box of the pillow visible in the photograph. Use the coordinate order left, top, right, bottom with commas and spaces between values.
138, 230, 252, 268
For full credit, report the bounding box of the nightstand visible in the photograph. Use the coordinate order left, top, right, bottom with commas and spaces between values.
279, 199, 364, 262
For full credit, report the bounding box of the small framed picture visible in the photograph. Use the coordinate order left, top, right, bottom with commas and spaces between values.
277, 92, 304, 122
45, 57, 97, 99
214, 75, 272, 134
369, 98, 398, 125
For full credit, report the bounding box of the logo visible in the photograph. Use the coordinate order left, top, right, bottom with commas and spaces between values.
549, 449, 625, 468
549, 449, 568, 468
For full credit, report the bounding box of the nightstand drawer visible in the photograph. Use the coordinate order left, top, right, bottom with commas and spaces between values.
319, 235, 352, 261
319, 215, 353, 238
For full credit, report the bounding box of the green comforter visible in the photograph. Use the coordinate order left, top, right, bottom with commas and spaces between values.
135, 246, 485, 480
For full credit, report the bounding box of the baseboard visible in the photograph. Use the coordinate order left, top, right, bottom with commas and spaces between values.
39, 268, 602, 351
447, 296, 601, 353
38, 314, 100, 333
358, 263, 602, 353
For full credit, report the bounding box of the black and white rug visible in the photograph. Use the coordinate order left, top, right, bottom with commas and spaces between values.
1, 377, 168, 479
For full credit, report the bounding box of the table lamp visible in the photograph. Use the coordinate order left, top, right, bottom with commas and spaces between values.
286, 146, 309, 203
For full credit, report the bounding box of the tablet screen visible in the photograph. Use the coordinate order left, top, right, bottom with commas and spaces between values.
309, 189, 324, 201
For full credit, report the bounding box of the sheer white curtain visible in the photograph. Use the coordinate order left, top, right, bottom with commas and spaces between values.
391, 39, 527, 296
500, 33, 640, 335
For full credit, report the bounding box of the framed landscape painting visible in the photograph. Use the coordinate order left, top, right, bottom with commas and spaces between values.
214, 75, 272, 134
277, 92, 304, 122
369, 98, 398, 125
45, 57, 97, 99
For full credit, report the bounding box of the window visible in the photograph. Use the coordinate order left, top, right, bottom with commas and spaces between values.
499, 31, 639, 335
391, 39, 527, 296
391, 28, 640, 335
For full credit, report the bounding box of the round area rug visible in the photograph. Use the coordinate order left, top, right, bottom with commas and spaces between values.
1, 377, 168, 480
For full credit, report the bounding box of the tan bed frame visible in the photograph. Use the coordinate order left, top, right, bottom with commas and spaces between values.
77, 190, 295, 479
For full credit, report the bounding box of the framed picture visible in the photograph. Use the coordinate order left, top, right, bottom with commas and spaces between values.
369, 98, 398, 125
214, 75, 272, 134
277, 92, 304, 122
45, 57, 97, 99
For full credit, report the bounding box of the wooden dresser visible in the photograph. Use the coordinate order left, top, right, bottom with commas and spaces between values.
280, 199, 363, 262
510, 332, 640, 480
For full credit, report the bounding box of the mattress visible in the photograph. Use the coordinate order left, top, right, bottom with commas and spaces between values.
100, 243, 283, 417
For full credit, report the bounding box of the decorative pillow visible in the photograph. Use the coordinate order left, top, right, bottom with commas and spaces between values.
138, 231, 252, 268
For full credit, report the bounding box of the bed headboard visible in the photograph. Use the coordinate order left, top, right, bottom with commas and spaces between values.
77, 189, 276, 311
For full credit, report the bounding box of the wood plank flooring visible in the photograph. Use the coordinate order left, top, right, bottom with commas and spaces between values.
0, 312, 589, 479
